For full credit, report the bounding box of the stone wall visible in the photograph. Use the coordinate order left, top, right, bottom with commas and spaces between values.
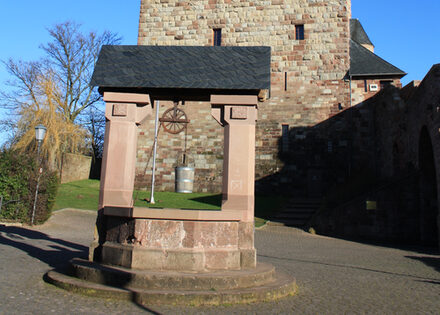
311, 175, 421, 243
60, 153, 92, 184
136, 101, 223, 192
351, 77, 402, 105
97, 216, 256, 271
307, 65, 440, 247
136, 0, 351, 192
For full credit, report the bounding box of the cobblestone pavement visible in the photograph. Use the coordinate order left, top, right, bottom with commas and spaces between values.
0, 209, 439, 314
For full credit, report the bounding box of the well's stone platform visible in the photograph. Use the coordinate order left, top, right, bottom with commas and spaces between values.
92, 217, 256, 272
45, 258, 296, 306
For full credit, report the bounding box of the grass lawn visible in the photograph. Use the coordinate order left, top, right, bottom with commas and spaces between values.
54, 179, 286, 227
133, 191, 221, 210
54, 179, 101, 211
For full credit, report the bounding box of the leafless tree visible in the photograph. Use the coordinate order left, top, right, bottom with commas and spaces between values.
83, 106, 106, 159
40, 22, 120, 122
1, 21, 120, 169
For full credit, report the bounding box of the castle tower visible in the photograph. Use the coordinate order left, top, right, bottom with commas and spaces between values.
136, 0, 352, 193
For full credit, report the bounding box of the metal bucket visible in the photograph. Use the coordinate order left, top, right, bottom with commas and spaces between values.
175, 166, 194, 193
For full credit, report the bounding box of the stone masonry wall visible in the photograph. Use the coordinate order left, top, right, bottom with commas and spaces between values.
60, 153, 92, 184
136, 0, 351, 192
136, 101, 223, 192
308, 65, 440, 247
351, 78, 402, 105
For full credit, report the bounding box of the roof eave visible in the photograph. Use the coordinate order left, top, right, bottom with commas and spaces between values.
350, 72, 407, 78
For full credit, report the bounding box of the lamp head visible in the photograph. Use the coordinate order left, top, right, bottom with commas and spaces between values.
35, 124, 47, 142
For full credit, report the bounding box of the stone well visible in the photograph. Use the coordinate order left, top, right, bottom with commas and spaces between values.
45, 45, 296, 305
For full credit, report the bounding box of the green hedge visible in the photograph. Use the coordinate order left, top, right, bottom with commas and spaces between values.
0, 149, 59, 223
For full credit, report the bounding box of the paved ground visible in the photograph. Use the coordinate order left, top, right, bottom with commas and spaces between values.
0, 209, 439, 314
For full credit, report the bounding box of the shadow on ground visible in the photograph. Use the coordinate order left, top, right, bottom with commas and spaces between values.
258, 253, 440, 283
0, 225, 87, 271
329, 235, 440, 256
406, 255, 440, 273
0, 224, 163, 314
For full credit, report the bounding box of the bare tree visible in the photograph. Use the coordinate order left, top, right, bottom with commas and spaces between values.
40, 22, 120, 122
1, 22, 120, 169
83, 106, 106, 159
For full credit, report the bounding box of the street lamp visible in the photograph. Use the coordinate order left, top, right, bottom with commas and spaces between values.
31, 124, 46, 225
35, 124, 47, 154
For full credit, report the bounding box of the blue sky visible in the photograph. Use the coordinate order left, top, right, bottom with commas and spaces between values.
0, 1, 140, 63
352, 0, 439, 85
0, 1, 140, 144
0, 0, 438, 143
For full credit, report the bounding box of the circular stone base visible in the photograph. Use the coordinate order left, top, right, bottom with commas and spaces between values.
44, 258, 296, 306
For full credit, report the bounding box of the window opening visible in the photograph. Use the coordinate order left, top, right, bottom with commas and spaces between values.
282, 124, 289, 152
327, 140, 333, 153
213, 29, 222, 46
295, 25, 304, 40
380, 80, 392, 89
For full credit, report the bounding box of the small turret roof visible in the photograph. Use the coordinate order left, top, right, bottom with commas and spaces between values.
350, 19, 374, 47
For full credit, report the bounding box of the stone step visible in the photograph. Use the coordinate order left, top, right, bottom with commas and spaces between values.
266, 219, 311, 227
45, 261, 297, 306
279, 219, 309, 226
276, 212, 314, 219
283, 205, 320, 210
272, 198, 321, 227
283, 205, 319, 211
265, 221, 286, 227
284, 198, 321, 205
275, 207, 318, 217
69, 258, 276, 291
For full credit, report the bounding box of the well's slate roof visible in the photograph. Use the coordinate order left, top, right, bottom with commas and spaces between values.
350, 19, 373, 47
350, 40, 406, 77
91, 45, 271, 90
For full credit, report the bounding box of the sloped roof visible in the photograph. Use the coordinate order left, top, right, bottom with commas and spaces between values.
91, 45, 271, 91
350, 40, 406, 77
350, 19, 374, 47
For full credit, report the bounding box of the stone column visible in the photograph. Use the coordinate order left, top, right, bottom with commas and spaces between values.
99, 92, 152, 210
211, 95, 258, 221
90, 92, 151, 262
211, 95, 258, 268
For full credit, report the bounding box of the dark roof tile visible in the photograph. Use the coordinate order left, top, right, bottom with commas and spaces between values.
350, 19, 374, 47
350, 40, 406, 77
91, 45, 271, 91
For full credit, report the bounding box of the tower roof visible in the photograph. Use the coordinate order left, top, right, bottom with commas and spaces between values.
350, 19, 374, 47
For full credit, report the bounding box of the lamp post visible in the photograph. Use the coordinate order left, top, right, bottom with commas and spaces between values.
31, 124, 46, 225
35, 124, 47, 154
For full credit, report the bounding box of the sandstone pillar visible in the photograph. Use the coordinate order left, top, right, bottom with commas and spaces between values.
211, 95, 258, 221
211, 95, 258, 268
91, 92, 151, 262
99, 92, 151, 210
